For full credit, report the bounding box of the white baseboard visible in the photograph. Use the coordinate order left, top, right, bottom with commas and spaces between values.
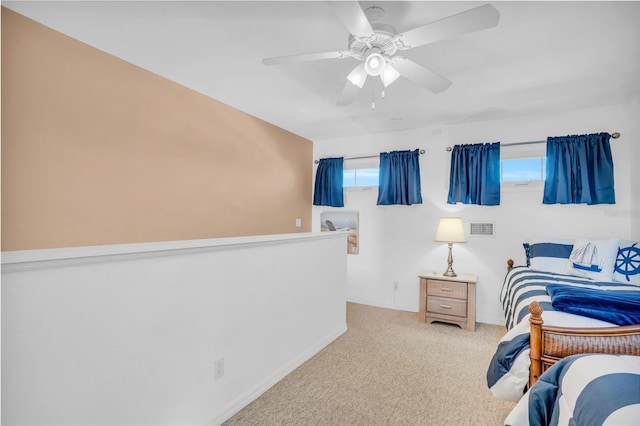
209, 323, 348, 426
347, 296, 418, 313
348, 297, 506, 327
476, 315, 507, 326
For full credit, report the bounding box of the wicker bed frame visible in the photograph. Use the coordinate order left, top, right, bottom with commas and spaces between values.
506, 259, 640, 387
527, 301, 640, 386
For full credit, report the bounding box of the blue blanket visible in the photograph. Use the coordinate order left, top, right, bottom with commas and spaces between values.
546, 284, 640, 326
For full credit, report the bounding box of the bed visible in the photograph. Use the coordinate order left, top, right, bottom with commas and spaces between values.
504, 352, 640, 425
487, 237, 640, 402
503, 302, 640, 425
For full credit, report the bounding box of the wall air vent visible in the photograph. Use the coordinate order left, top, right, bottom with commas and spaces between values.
469, 222, 495, 237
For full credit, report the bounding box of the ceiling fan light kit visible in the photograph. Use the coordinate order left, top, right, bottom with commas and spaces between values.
262, 2, 500, 107
382, 65, 401, 88
346, 63, 367, 88
364, 50, 386, 76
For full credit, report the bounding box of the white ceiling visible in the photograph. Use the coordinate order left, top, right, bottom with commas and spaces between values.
5, 1, 640, 142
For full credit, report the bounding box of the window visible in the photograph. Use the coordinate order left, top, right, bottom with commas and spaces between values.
343, 157, 380, 188
344, 168, 379, 188
501, 157, 546, 182
500, 145, 546, 189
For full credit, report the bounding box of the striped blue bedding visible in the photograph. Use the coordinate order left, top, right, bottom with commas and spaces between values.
487, 267, 640, 401
504, 354, 640, 426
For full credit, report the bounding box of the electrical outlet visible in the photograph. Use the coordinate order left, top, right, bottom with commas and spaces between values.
214, 358, 225, 380
295, 218, 302, 227
393, 281, 399, 290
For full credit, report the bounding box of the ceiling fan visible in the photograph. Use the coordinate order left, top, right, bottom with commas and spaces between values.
262, 2, 500, 106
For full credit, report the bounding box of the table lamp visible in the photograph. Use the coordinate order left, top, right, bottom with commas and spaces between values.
435, 217, 467, 277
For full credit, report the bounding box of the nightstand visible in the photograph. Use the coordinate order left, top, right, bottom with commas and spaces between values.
418, 272, 477, 331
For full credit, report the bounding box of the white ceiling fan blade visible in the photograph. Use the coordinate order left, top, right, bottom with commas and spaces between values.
391, 57, 452, 93
328, 1, 375, 38
336, 81, 361, 106
262, 50, 352, 66
394, 4, 500, 49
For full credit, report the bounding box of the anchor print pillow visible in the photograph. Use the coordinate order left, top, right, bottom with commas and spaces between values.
613, 240, 640, 286
565, 238, 619, 281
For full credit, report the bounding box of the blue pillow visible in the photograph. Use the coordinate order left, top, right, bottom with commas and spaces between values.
546, 284, 640, 326
528, 237, 573, 274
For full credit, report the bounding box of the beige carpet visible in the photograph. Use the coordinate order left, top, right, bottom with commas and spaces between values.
224, 302, 516, 425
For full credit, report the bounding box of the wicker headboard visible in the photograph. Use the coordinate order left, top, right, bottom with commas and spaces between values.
528, 301, 640, 387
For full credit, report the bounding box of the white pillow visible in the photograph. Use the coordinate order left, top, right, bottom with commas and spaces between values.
612, 240, 640, 286
565, 238, 619, 281
528, 236, 574, 274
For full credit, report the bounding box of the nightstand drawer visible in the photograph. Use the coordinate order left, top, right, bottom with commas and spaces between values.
426, 280, 467, 299
427, 296, 467, 317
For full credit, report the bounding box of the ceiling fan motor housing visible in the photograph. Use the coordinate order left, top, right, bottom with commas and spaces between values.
348, 22, 398, 61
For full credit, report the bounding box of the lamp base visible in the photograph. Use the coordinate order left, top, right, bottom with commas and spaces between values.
443, 242, 457, 277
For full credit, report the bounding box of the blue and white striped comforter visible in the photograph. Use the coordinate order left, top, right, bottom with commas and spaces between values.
487, 267, 640, 401
504, 354, 640, 426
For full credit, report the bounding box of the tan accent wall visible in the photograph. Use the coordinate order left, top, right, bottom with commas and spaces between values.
1, 8, 312, 251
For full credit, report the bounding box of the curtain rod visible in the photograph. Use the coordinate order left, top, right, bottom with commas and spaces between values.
314, 149, 425, 164
445, 132, 620, 152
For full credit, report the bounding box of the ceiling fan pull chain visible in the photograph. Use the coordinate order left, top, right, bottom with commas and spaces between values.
371, 90, 375, 111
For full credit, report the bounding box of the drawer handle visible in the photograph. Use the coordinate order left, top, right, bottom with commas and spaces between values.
439, 304, 452, 309
440, 287, 453, 292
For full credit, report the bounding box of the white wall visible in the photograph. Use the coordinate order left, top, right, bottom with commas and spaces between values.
630, 96, 640, 239
1, 233, 347, 426
313, 102, 636, 325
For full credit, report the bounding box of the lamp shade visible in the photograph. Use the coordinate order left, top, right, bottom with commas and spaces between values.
435, 217, 466, 243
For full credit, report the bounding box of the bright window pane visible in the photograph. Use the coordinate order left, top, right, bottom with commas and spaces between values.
343, 168, 379, 187
355, 168, 379, 186
502, 158, 545, 182
343, 169, 356, 187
